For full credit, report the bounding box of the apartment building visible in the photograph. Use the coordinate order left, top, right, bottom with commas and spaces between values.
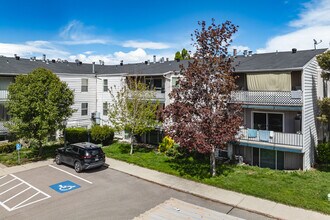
0, 48, 327, 170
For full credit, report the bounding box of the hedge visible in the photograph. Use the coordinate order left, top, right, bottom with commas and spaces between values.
0, 142, 16, 153
317, 142, 330, 164
65, 127, 89, 144
90, 125, 114, 146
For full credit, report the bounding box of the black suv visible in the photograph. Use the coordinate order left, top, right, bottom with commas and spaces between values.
55, 142, 105, 173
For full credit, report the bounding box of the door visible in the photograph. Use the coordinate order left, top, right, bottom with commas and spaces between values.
253, 113, 266, 130
253, 112, 283, 132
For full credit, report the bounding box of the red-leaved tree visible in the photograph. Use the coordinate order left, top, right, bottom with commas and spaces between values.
163, 19, 242, 176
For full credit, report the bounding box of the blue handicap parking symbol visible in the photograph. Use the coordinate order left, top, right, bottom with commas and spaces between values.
49, 180, 81, 193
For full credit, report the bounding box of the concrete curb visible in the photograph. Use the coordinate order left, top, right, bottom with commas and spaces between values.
106, 158, 330, 220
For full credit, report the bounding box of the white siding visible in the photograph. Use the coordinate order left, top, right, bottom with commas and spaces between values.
302, 58, 319, 170
96, 75, 124, 126
57, 74, 97, 128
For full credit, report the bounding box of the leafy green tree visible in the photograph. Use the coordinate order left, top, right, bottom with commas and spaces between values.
175, 51, 182, 60
317, 51, 330, 141
174, 49, 190, 60
108, 77, 160, 154
317, 51, 330, 80
6, 68, 75, 151
181, 48, 190, 59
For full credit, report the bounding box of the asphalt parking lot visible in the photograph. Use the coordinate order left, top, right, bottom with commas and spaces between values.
0, 163, 272, 220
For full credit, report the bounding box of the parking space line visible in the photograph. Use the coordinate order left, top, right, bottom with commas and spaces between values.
0, 178, 16, 187
11, 192, 39, 210
10, 174, 51, 198
0, 182, 24, 196
48, 165, 93, 184
0, 175, 7, 180
3, 187, 31, 203
0, 201, 11, 211
11, 195, 51, 211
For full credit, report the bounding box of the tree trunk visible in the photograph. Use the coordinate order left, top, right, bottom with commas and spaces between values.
210, 147, 216, 176
130, 134, 134, 155
38, 140, 43, 157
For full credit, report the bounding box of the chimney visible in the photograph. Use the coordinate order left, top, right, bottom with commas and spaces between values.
243, 50, 248, 57
92, 62, 95, 73
292, 48, 297, 53
153, 55, 156, 63
43, 54, 46, 62
120, 60, 123, 66
233, 49, 237, 56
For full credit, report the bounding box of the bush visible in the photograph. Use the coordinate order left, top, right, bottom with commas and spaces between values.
0, 142, 16, 153
90, 125, 114, 146
158, 136, 175, 153
65, 127, 89, 144
317, 142, 330, 164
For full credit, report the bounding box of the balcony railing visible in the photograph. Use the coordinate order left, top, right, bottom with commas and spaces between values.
237, 128, 303, 147
0, 90, 8, 100
231, 90, 302, 106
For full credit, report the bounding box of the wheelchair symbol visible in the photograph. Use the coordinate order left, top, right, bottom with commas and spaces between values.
59, 184, 76, 192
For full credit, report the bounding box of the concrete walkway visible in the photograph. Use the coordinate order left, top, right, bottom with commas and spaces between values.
0, 158, 329, 220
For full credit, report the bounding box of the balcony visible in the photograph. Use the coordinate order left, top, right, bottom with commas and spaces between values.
231, 90, 302, 106
0, 90, 8, 101
237, 128, 303, 148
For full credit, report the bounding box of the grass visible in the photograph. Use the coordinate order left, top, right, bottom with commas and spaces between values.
103, 142, 330, 215
0, 143, 62, 166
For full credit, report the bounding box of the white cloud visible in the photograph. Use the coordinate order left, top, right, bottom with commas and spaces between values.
289, 0, 330, 28
0, 41, 69, 59
58, 20, 109, 45
122, 40, 171, 49
69, 48, 152, 65
258, 0, 330, 53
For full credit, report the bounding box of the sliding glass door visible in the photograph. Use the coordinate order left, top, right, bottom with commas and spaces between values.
253, 112, 283, 132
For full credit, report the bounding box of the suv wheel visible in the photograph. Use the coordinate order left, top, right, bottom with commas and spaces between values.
55, 154, 61, 165
74, 161, 82, 173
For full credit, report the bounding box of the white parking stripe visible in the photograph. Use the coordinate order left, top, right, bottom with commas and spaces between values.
11, 192, 39, 210
0, 174, 51, 212
10, 174, 51, 198
0, 175, 7, 180
3, 187, 31, 203
48, 165, 93, 184
0, 178, 16, 187
0, 182, 24, 196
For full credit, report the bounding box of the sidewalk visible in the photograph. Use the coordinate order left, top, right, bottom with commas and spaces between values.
106, 158, 330, 220
0, 158, 329, 220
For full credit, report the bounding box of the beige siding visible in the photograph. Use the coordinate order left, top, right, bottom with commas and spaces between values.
302, 58, 319, 170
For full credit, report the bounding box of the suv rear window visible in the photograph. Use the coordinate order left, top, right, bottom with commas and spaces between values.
86, 148, 103, 156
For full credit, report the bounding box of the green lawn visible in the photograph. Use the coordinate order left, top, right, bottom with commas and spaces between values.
103, 142, 330, 215
0, 144, 61, 166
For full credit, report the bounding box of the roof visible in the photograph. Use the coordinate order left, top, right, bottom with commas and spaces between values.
0, 48, 327, 76
233, 48, 327, 72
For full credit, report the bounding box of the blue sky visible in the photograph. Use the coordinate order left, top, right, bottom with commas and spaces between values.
0, 0, 329, 64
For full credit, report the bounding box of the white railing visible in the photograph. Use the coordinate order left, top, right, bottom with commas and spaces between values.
231, 90, 302, 106
0, 90, 8, 100
237, 128, 303, 147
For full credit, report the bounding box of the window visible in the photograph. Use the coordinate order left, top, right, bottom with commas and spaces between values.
103, 79, 108, 92
81, 79, 88, 92
81, 103, 88, 116
144, 77, 163, 90
253, 112, 283, 132
172, 77, 180, 89
0, 102, 9, 121
103, 102, 108, 115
